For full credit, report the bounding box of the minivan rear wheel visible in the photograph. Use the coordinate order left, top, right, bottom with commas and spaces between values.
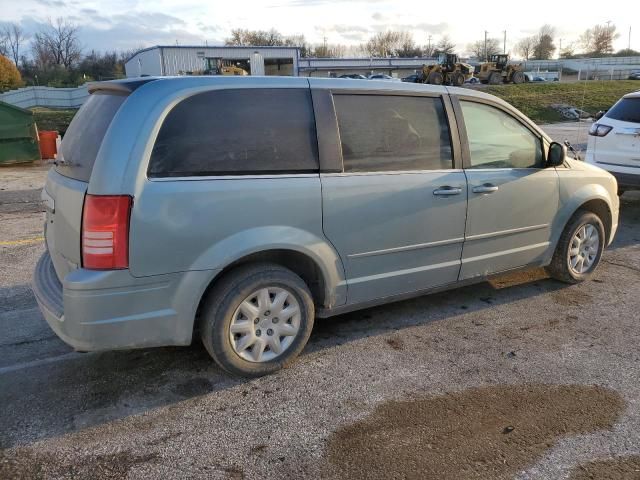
200, 263, 314, 377
546, 210, 605, 284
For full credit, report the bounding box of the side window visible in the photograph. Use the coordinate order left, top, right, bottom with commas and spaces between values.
148, 89, 318, 177
333, 94, 453, 172
460, 101, 543, 169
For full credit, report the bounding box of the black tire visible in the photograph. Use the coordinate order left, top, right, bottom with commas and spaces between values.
488, 72, 502, 85
200, 263, 315, 377
428, 71, 444, 85
451, 72, 465, 86
512, 71, 525, 84
546, 210, 606, 284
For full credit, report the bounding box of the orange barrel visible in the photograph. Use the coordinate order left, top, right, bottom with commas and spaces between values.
39, 130, 59, 159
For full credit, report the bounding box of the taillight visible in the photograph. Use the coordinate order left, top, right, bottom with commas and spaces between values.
588, 123, 613, 137
82, 195, 132, 270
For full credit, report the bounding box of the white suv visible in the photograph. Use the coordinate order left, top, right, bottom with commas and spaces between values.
586, 91, 640, 194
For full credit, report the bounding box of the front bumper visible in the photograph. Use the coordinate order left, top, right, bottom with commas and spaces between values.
32, 251, 215, 352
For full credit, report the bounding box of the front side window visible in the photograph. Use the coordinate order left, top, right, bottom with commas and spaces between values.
148, 88, 318, 177
460, 101, 543, 169
333, 94, 453, 172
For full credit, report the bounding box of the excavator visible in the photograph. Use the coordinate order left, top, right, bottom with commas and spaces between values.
477, 54, 526, 84
417, 54, 474, 86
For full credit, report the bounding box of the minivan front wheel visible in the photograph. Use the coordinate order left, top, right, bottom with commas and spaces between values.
546, 210, 605, 283
200, 263, 314, 377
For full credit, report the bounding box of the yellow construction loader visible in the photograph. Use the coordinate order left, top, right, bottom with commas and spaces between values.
418, 54, 474, 86
477, 54, 526, 84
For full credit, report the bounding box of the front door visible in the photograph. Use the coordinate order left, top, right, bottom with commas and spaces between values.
456, 99, 559, 279
320, 92, 468, 304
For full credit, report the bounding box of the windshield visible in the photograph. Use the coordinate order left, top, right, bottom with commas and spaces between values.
55, 92, 126, 182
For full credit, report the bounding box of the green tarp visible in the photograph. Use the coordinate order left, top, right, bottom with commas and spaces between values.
0, 100, 41, 164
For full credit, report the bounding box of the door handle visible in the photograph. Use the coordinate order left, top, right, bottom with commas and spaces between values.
472, 184, 499, 194
433, 186, 462, 196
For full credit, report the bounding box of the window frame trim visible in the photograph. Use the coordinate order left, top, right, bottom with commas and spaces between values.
451, 95, 548, 170
146, 87, 321, 179
320, 89, 461, 174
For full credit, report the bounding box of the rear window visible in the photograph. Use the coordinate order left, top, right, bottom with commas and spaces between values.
56, 93, 126, 182
605, 97, 640, 123
333, 94, 453, 172
148, 88, 318, 177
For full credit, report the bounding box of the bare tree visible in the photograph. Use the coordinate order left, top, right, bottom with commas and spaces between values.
580, 23, 619, 57
2, 23, 26, 66
467, 38, 500, 60
32, 18, 82, 69
434, 35, 456, 55
313, 42, 346, 58
532, 24, 556, 60
225, 28, 284, 46
515, 36, 536, 60
361, 31, 416, 57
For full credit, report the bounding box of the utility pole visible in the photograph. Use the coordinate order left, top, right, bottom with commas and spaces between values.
503, 30, 506, 54
629, 26, 632, 50
559, 38, 562, 58
427, 34, 432, 56
484, 30, 488, 61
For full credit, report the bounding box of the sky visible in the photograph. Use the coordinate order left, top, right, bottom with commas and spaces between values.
1, 0, 637, 57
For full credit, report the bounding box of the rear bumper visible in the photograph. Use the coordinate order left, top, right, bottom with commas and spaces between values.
32, 251, 216, 352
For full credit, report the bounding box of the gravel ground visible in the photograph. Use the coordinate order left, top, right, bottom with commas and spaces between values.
1, 161, 640, 479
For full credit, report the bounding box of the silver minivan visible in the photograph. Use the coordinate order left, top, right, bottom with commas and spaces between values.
33, 76, 619, 376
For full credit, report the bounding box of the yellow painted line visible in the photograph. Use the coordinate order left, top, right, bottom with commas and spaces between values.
0, 237, 45, 246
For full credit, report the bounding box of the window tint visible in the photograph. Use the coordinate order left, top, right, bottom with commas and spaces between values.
460, 101, 543, 169
148, 89, 318, 177
56, 93, 126, 182
605, 97, 640, 123
333, 94, 453, 172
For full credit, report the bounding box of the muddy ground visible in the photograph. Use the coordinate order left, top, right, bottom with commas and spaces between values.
1, 160, 640, 479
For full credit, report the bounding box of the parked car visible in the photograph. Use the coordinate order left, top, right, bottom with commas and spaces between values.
368, 74, 399, 81
586, 91, 640, 194
401, 74, 420, 83
628, 71, 640, 80
339, 74, 367, 80
465, 77, 480, 84
34, 76, 619, 377
531, 76, 547, 82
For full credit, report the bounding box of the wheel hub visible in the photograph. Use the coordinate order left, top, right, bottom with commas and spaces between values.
568, 223, 600, 275
229, 287, 301, 363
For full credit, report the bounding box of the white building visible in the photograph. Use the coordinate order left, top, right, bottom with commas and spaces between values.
124, 45, 301, 77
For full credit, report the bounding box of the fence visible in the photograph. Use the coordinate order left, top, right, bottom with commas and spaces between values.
0, 85, 88, 109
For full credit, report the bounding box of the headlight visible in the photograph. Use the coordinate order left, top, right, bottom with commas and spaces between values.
588, 123, 613, 137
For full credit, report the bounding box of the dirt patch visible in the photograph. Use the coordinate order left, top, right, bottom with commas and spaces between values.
0, 447, 159, 479
570, 456, 640, 480
325, 384, 624, 480
385, 336, 404, 350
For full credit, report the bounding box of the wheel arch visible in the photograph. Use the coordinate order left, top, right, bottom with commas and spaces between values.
551, 191, 614, 257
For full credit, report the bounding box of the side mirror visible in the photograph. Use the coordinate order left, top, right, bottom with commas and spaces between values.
547, 142, 566, 167
595, 110, 606, 120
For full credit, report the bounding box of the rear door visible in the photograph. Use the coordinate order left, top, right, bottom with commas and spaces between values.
317, 89, 468, 305
593, 95, 640, 171
43, 92, 126, 280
